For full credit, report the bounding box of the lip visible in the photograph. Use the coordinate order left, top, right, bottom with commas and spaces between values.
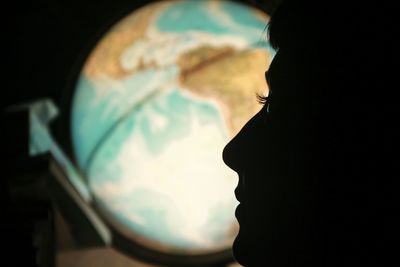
235, 203, 243, 220
235, 187, 242, 203
235, 181, 245, 203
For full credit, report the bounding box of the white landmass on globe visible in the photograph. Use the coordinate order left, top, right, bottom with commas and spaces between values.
89, 88, 238, 248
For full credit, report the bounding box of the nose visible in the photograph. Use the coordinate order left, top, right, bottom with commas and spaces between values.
222, 132, 243, 173
223, 111, 265, 173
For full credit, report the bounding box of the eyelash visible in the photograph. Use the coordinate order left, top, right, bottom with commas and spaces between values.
256, 93, 269, 105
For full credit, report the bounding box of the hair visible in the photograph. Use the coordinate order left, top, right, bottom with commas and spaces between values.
267, 0, 319, 51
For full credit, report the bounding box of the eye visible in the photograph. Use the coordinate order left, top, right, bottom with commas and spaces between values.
256, 89, 272, 117
256, 93, 268, 106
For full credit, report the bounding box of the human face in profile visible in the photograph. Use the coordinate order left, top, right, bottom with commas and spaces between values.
223, 47, 314, 266
222, 53, 275, 266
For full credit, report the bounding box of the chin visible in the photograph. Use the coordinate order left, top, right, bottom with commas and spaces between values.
233, 224, 272, 266
232, 235, 246, 266
232, 229, 257, 266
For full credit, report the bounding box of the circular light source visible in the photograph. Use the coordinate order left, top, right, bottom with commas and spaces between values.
71, 0, 273, 261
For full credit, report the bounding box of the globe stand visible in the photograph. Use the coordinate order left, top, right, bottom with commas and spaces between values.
2, 106, 55, 267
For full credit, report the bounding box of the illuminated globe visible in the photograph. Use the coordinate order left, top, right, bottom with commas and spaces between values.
72, 0, 273, 255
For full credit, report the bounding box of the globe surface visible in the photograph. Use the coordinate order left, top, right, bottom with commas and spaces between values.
72, 0, 273, 254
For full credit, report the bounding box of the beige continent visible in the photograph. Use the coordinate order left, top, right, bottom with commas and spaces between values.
83, 3, 166, 79
179, 47, 272, 137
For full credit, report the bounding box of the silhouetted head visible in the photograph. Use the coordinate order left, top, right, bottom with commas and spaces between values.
223, 1, 320, 265
223, 0, 396, 266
